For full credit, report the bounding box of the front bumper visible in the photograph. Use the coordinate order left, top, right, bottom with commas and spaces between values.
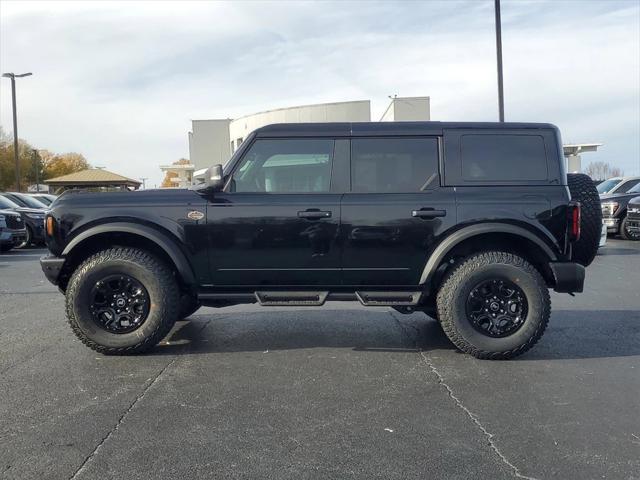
602, 216, 619, 233
626, 214, 640, 233
549, 262, 585, 293
40, 255, 65, 285
1, 229, 27, 247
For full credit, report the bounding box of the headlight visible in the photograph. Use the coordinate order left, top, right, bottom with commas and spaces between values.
601, 202, 619, 216
0, 214, 5, 222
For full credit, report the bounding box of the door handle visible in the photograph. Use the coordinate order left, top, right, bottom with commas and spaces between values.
412, 208, 446, 219
298, 210, 332, 219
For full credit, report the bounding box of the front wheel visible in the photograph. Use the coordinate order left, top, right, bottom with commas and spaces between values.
65, 247, 180, 354
620, 216, 640, 241
436, 251, 550, 360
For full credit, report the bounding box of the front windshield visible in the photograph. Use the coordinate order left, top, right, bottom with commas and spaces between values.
597, 178, 622, 194
12, 193, 47, 209
0, 196, 21, 209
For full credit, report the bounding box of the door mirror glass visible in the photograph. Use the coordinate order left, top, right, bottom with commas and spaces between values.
205, 164, 224, 191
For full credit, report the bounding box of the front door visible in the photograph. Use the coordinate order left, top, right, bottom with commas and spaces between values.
205, 137, 343, 287
340, 137, 456, 286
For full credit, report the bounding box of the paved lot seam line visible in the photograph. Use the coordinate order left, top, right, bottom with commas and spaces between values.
418, 351, 538, 480
68, 356, 178, 480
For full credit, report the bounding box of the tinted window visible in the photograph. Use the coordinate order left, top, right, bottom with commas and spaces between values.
597, 178, 621, 194
351, 138, 439, 192
0, 195, 20, 209
461, 134, 547, 182
618, 179, 640, 193
231, 139, 333, 193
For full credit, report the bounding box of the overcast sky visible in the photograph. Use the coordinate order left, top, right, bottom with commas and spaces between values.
1, 0, 639, 187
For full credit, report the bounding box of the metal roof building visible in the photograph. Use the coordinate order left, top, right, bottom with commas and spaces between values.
45, 169, 141, 192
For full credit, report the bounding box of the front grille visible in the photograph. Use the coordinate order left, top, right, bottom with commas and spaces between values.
628, 207, 640, 220
5, 215, 24, 229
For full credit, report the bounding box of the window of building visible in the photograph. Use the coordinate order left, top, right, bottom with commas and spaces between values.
350, 138, 439, 193
230, 139, 334, 193
461, 134, 547, 182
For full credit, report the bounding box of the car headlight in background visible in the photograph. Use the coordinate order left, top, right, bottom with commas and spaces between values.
601, 202, 619, 216
0, 214, 5, 222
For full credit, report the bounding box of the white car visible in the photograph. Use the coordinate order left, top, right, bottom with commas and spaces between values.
597, 176, 640, 195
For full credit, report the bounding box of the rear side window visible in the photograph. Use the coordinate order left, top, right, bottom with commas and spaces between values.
351, 138, 439, 192
461, 134, 547, 182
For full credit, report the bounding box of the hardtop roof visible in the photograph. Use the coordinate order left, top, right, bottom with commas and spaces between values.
253, 121, 558, 137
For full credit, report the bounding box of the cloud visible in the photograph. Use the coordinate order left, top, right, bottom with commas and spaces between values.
1, 0, 638, 187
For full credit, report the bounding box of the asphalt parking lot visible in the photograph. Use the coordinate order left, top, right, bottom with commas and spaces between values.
1, 240, 639, 480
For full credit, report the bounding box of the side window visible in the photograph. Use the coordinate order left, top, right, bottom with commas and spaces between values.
230, 139, 334, 193
618, 179, 640, 193
351, 138, 439, 193
460, 134, 547, 182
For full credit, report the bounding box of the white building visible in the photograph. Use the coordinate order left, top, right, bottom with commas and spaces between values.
187, 96, 430, 171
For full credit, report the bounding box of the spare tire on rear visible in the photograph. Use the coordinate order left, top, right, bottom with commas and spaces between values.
567, 173, 601, 266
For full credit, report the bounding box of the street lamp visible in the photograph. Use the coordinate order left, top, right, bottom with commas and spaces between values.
2, 72, 33, 192
494, 0, 505, 122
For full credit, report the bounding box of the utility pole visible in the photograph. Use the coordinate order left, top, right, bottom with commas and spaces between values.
139, 177, 148, 189
494, 0, 505, 122
2, 72, 32, 191
32, 149, 40, 192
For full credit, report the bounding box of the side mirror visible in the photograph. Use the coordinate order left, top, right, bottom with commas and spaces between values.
205, 164, 224, 191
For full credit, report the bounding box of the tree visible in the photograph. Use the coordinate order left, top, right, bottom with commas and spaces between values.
161, 158, 192, 188
0, 126, 90, 189
584, 161, 623, 181
42, 152, 90, 179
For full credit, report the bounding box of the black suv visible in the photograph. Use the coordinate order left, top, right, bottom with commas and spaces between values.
600, 182, 640, 240
40, 122, 601, 359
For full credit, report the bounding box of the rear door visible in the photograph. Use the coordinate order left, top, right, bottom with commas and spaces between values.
204, 137, 345, 287
340, 137, 457, 286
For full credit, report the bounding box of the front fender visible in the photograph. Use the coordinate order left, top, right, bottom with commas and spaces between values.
62, 222, 196, 285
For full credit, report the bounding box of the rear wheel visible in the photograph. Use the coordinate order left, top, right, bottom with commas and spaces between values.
436, 251, 550, 360
65, 247, 179, 354
620, 216, 640, 241
567, 173, 601, 266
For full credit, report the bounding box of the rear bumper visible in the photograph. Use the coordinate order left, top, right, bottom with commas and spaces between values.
40, 255, 65, 285
549, 262, 585, 293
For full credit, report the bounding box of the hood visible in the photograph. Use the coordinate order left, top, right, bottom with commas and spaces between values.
14, 207, 46, 215
599, 191, 640, 202
629, 196, 640, 207
0, 209, 22, 216
54, 188, 204, 208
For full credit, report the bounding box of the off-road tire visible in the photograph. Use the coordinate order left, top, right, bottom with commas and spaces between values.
179, 293, 201, 319
65, 247, 179, 354
436, 251, 550, 360
567, 173, 601, 266
620, 216, 640, 241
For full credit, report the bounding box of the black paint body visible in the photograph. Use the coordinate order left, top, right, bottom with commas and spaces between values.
41, 121, 580, 302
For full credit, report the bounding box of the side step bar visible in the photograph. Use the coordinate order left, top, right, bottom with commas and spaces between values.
355, 291, 421, 306
255, 291, 328, 306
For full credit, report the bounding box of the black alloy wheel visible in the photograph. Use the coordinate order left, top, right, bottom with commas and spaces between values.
90, 274, 150, 333
466, 278, 528, 338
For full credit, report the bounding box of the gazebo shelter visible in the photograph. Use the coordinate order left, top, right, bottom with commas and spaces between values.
45, 168, 141, 193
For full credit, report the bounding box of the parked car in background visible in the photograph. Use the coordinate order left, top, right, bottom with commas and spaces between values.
600, 183, 640, 240
0, 209, 27, 252
596, 176, 640, 195
2, 191, 49, 210
29, 193, 57, 206
625, 196, 640, 240
0, 194, 47, 247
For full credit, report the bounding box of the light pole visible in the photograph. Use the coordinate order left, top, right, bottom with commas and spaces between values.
32, 149, 41, 192
494, 0, 505, 122
139, 177, 148, 189
2, 72, 32, 192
